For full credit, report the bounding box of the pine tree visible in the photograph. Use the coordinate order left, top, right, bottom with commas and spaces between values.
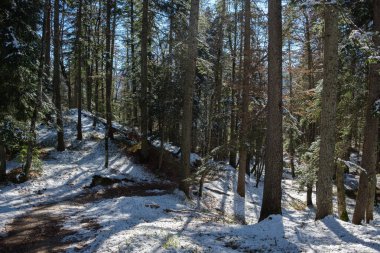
352, 0, 380, 224
23, 0, 47, 179
259, 0, 283, 221
237, 0, 251, 198
75, 0, 83, 140
53, 0, 65, 151
228, 0, 239, 169
303, 9, 316, 207
315, 2, 339, 220
180, 0, 200, 196
140, 0, 149, 161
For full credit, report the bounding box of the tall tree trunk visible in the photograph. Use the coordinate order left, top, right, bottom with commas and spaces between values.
147, 12, 153, 136
180, 0, 200, 196
140, 0, 149, 161
237, 0, 251, 198
304, 11, 314, 91
353, 0, 380, 224
104, 0, 113, 168
130, 0, 137, 126
315, 3, 339, 220
44, 0, 52, 99
53, 0, 65, 151
93, 0, 102, 127
287, 38, 296, 179
364, 0, 380, 223
259, 0, 283, 221
105, 0, 113, 140
101, 49, 105, 115
110, 0, 116, 89
212, 0, 226, 152
24, 0, 49, 178
93, 59, 99, 128
304, 10, 316, 205
59, 1, 71, 108
229, 0, 238, 168
76, 0, 83, 140
86, 26, 93, 113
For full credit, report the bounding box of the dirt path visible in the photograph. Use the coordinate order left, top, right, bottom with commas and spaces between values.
0, 203, 78, 253
0, 180, 177, 253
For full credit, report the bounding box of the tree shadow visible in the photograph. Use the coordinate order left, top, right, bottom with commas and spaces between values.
69, 192, 189, 252
321, 217, 380, 251
187, 215, 299, 252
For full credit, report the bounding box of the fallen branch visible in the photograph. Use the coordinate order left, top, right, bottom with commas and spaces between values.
337, 158, 366, 174
204, 187, 230, 196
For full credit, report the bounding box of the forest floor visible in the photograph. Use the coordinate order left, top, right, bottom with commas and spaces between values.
0, 109, 379, 253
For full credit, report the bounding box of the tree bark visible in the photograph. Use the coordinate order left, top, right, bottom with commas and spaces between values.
86, 25, 93, 113
287, 38, 296, 179
315, 4, 339, 220
259, 0, 283, 221
105, 0, 114, 140
180, 0, 200, 196
336, 162, 349, 221
53, 0, 65, 151
353, 0, 380, 224
75, 0, 83, 140
304, 10, 316, 205
60, 60, 71, 108
43, 0, 52, 99
229, 0, 238, 168
93, 0, 102, 128
140, 0, 149, 161
237, 0, 251, 198
104, 0, 113, 167
130, 0, 137, 127
211, 0, 226, 152
24, 0, 49, 178
0, 144, 6, 182
24, 107, 38, 179
306, 183, 313, 207
105, 124, 109, 168
364, 0, 380, 223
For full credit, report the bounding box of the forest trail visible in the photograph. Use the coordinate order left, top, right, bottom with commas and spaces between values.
1, 110, 379, 253
0, 179, 177, 253
0, 202, 78, 253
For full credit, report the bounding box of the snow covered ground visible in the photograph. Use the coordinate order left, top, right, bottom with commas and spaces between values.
0, 109, 379, 252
